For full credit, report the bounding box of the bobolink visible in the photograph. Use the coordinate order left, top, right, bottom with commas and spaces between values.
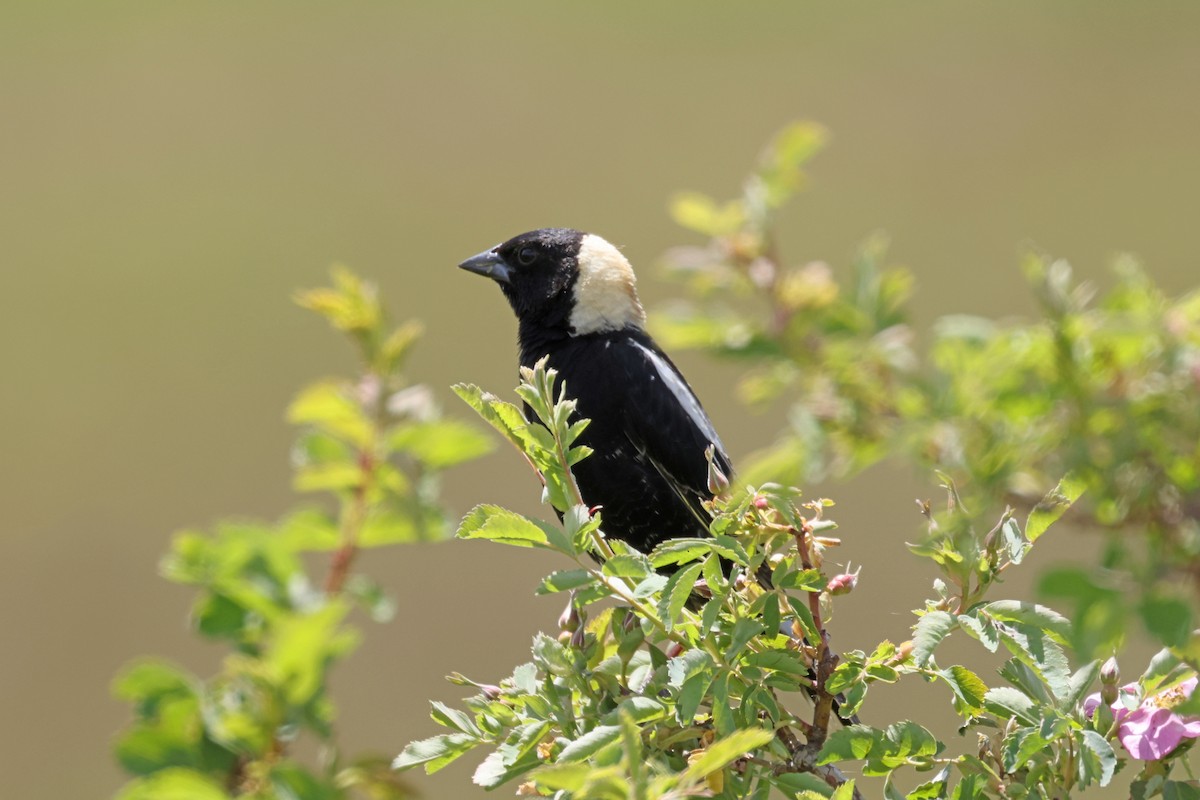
459, 228, 729, 554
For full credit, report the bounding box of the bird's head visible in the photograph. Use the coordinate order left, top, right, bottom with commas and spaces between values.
458, 228, 646, 335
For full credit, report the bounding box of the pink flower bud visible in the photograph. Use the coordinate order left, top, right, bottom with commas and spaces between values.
558, 603, 581, 633
825, 565, 860, 596
1101, 656, 1121, 704
754, 494, 769, 510
570, 626, 587, 650
665, 641, 684, 659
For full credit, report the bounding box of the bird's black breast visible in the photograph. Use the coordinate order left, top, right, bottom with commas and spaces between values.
520, 328, 730, 553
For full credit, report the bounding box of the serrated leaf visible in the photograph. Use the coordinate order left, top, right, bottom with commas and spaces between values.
388, 419, 494, 469
941, 665, 987, 716
667, 649, 713, 688
1064, 660, 1100, 710
429, 701, 478, 735
393, 733, 478, 772
816, 724, 879, 764
1076, 729, 1116, 787
984, 601, 1072, 644
603, 553, 652, 579
776, 568, 826, 591
680, 728, 776, 783
727, 617, 765, 659
658, 562, 704, 631
957, 612, 1000, 653
536, 569, 596, 595
983, 687, 1037, 725
912, 611, 956, 667
1001, 727, 1047, 775
677, 670, 714, 725
742, 650, 812, 677
456, 505, 560, 551
472, 748, 540, 789
1025, 473, 1086, 542
452, 383, 534, 452
556, 725, 622, 763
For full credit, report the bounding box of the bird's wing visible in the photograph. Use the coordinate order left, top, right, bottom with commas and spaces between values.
614, 336, 732, 519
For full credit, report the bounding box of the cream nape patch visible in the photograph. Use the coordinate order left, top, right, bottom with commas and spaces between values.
568, 234, 647, 334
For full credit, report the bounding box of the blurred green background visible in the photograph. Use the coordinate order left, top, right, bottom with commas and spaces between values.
3, 2, 1199, 797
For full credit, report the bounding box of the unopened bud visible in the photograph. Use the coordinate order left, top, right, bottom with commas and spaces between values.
754, 494, 770, 510
706, 446, 730, 496
570, 626, 587, 650
1100, 656, 1120, 704
480, 684, 502, 700
825, 565, 860, 596
892, 640, 915, 664
1100, 656, 1120, 686
558, 601, 582, 633
665, 641, 685, 659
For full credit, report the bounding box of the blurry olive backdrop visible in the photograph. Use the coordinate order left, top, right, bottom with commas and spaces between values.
3, 2, 1199, 797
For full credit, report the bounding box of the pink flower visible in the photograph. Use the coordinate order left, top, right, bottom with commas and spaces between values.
1085, 676, 1200, 760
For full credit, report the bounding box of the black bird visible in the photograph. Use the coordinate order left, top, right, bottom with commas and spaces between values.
458, 228, 729, 554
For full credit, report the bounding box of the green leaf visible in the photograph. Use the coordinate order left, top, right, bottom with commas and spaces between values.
727, 617, 766, 659
557, 725, 622, 763
358, 507, 429, 547
393, 732, 478, 772
984, 601, 1072, 644
995, 622, 1071, 700
680, 728, 776, 783
776, 568, 826, 591
112, 660, 197, 712
266, 601, 358, 707
940, 665, 987, 716
742, 649, 812, 677
472, 748, 541, 789
786, 595, 821, 645
456, 505, 561, 551
269, 763, 341, 800
287, 380, 373, 447
603, 553, 653, 579
452, 383, 536, 452
658, 562, 704, 631
430, 701, 479, 735
667, 649, 713, 688
1076, 729, 1116, 788
1001, 727, 1047, 775
957, 612, 1000, 653
388, 419, 494, 469
1140, 594, 1193, 647
1024, 473, 1086, 542
115, 768, 230, 800
536, 569, 597, 595
983, 687, 1037, 725
669, 191, 745, 237
1063, 660, 1100, 711
912, 611, 956, 667
532, 633, 575, 677
530, 764, 593, 792
775, 772, 837, 796
816, 724, 879, 765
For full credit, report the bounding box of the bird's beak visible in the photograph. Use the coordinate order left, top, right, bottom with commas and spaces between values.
458, 248, 512, 284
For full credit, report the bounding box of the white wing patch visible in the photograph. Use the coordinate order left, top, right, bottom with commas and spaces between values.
569, 234, 646, 334
630, 340, 725, 453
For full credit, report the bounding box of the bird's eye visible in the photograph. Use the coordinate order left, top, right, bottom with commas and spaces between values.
517, 247, 537, 266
